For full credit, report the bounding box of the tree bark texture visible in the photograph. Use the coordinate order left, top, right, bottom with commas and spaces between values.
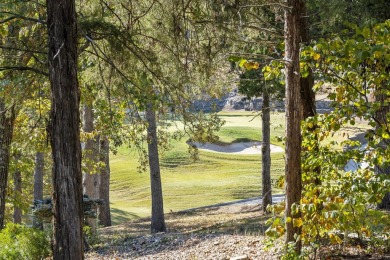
13, 157, 22, 224
0, 13, 19, 230
261, 92, 272, 212
47, 0, 84, 258
378, 192, 390, 210
82, 105, 99, 229
375, 90, 390, 210
284, 0, 303, 253
33, 152, 44, 229
82, 104, 99, 199
299, 0, 321, 191
299, 1, 316, 119
98, 136, 111, 227
0, 103, 15, 230
146, 102, 166, 233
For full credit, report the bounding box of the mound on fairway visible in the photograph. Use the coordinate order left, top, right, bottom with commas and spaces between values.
190, 141, 284, 154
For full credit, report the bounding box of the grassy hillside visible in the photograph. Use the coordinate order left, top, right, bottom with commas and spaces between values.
109, 111, 286, 225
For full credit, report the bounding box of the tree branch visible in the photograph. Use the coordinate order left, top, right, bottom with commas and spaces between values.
0, 66, 48, 77
239, 3, 289, 9
0, 45, 46, 54
0, 11, 45, 24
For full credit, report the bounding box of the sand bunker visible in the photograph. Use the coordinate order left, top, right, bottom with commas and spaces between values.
190, 142, 284, 155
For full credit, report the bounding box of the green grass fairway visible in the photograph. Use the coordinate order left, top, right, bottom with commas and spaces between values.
110, 111, 286, 225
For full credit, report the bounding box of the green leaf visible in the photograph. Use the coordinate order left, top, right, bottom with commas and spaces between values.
361, 51, 370, 60
301, 70, 309, 78
228, 55, 242, 62
328, 93, 336, 100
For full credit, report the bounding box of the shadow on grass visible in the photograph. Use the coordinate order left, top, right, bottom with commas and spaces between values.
213, 138, 259, 146
111, 208, 141, 225
231, 138, 259, 143
219, 114, 257, 117
197, 214, 269, 236
169, 203, 270, 234
160, 155, 192, 168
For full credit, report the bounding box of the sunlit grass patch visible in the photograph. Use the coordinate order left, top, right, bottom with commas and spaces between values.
109, 112, 286, 224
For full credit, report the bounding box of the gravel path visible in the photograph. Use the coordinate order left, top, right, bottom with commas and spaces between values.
179, 194, 285, 212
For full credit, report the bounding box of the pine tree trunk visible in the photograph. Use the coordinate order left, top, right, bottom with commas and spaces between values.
299, 0, 316, 120
299, 0, 321, 192
33, 152, 44, 230
82, 104, 99, 230
262, 92, 272, 212
13, 154, 22, 224
47, 0, 84, 257
98, 136, 111, 227
284, 0, 303, 253
146, 102, 166, 233
0, 103, 15, 230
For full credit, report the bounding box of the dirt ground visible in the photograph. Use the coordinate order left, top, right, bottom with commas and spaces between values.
86, 203, 280, 259
85, 202, 389, 260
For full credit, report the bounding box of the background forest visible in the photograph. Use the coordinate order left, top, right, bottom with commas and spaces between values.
0, 0, 389, 259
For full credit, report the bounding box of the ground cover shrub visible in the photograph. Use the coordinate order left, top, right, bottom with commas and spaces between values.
0, 223, 51, 260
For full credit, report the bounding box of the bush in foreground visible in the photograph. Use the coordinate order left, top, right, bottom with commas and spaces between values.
0, 223, 51, 260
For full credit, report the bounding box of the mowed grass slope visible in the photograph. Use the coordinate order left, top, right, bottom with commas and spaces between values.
110, 111, 286, 225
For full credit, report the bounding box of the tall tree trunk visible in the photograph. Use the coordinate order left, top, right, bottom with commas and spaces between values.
262, 92, 272, 212
47, 0, 84, 258
284, 0, 303, 253
98, 136, 111, 226
375, 91, 390, 210
13, 153, 22, 224
146, 102, 166, 233
0, 103, 15, 230
83, 104, 99, 199
82, 104, 99, 230
378, 171, 390, 209
33, 152, 44, 230
299, 0, 321, 194
0, 12, 20, 230
13, 171, 22, 224
299, 0, 316, 120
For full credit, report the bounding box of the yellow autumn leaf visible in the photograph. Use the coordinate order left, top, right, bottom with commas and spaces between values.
382, 131, 390, 139
373, 51, 382, 59
276, 226, 285, 235
239, 59, 247, 68
329, 233, 342, 244
293, 218, 303, 228
263, 65, 271, 72
361, 227, 371, 236
244, 61, 260, 70
312, 52, 321, 60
